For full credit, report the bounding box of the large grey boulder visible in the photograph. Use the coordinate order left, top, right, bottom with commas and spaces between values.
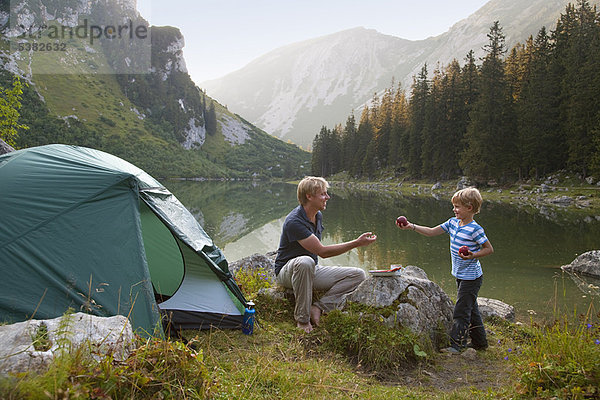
477, 297, 515, 322
561, 250, 600, 278
345, 266, 453, 342
0, 313, 133, 375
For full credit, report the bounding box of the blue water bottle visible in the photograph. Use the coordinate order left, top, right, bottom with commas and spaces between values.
242, 301, 255, 335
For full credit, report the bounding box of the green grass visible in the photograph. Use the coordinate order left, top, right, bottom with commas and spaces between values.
510, 310, 600, 399
16, 33, 146, 136
33, 72, 151, 139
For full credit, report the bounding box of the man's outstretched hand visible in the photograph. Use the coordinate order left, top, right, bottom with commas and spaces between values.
357, 232, 377, 246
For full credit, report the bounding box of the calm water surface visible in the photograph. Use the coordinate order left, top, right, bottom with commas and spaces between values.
164, 180, 600, 321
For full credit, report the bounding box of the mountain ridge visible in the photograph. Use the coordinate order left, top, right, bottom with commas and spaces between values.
202, 0, 591, 149
203, 27, 424, 148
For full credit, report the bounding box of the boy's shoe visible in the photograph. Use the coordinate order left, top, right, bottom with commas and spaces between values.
441, 346, 462, 354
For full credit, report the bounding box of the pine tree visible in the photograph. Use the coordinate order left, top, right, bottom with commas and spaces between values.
311, 128, 323, 176
461, 21, 517, 181
555, 0, 600, 176
353, 106, 374, 176
375, 87, 394, 168
205, 101, 217, 136
341, 113, 358, 173
462, 50, 479, 108
517, 27, 563, 178
388, 85, 409, 171
311, 126, 330, 176
420, 64, 441, 177
362, 140, 378, 177
434, 59, 468, 179
589, 7, 600, 175
504, 40, 532, 102
329, 124, 343, 175
408, 65, 429, 177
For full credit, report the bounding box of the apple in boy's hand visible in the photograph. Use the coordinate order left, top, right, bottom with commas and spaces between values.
459, 246, 469, 256
396, 216, 408, 227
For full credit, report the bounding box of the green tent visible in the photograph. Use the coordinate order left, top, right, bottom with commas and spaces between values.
0, 144, 248, 335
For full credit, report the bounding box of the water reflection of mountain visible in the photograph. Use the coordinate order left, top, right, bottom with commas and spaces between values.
163, 180, 297, 245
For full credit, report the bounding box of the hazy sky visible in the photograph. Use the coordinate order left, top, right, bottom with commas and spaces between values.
137, 0, 490, 85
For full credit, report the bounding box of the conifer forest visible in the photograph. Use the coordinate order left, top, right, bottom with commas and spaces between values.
311, 1, 600, 183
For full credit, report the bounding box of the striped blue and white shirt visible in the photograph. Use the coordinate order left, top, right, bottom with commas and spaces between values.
440, 217, 488, 280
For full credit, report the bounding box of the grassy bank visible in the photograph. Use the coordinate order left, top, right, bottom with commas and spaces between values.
2, 268, 599, 399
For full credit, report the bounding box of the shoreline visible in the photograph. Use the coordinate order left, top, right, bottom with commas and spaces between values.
326, 175, 600, 216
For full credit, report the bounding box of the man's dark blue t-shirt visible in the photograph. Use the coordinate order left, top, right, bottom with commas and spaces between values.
274, 205, 323, 275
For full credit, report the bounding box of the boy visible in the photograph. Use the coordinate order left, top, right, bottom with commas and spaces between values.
396, 187, 494, 353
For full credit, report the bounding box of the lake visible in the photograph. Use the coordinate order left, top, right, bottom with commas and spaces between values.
164, 180, 600, 322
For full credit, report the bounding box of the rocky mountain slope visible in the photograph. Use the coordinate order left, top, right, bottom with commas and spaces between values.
0, 0, 309, 178
202, 0, 589, 149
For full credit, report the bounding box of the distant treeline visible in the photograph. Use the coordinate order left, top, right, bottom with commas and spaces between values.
311, 1, 600, 182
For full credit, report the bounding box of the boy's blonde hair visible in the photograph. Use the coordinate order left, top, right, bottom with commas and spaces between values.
297, 176, 329, 205
452, 187, 483, 214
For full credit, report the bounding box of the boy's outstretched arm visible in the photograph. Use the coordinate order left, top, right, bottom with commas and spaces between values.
396, 217, 444, 237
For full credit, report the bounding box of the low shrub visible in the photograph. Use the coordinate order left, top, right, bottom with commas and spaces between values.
314, 310, 430, 375
234, 266, 272, 299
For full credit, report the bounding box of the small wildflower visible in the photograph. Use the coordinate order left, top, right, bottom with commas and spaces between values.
587, 323, 593, 329
595, 339, 600, 345
504, 356, 509, 360
507, 348, 513, 353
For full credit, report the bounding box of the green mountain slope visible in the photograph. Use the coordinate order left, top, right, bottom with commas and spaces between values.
0, 2, 309, 178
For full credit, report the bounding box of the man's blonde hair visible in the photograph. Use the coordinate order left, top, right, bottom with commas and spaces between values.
297, 176, 329, 205
452, 187, 483, 214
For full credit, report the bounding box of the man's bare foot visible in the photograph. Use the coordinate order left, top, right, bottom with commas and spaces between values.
297, 321, 313, 333
310, 305, 322, 326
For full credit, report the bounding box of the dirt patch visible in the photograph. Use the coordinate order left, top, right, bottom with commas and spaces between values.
382, 348, 512, 392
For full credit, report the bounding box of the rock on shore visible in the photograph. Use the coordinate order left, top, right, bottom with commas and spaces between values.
346, 266, 453, 343
561, 250, 600, 278
0, 313, 133, 375
478, 297, 515, 322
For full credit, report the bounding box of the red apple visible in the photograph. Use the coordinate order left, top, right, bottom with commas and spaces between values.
396, 216, 408, 227
459, 246, 469, 256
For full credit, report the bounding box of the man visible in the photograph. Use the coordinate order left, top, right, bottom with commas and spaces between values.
274, 176, 377, 333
